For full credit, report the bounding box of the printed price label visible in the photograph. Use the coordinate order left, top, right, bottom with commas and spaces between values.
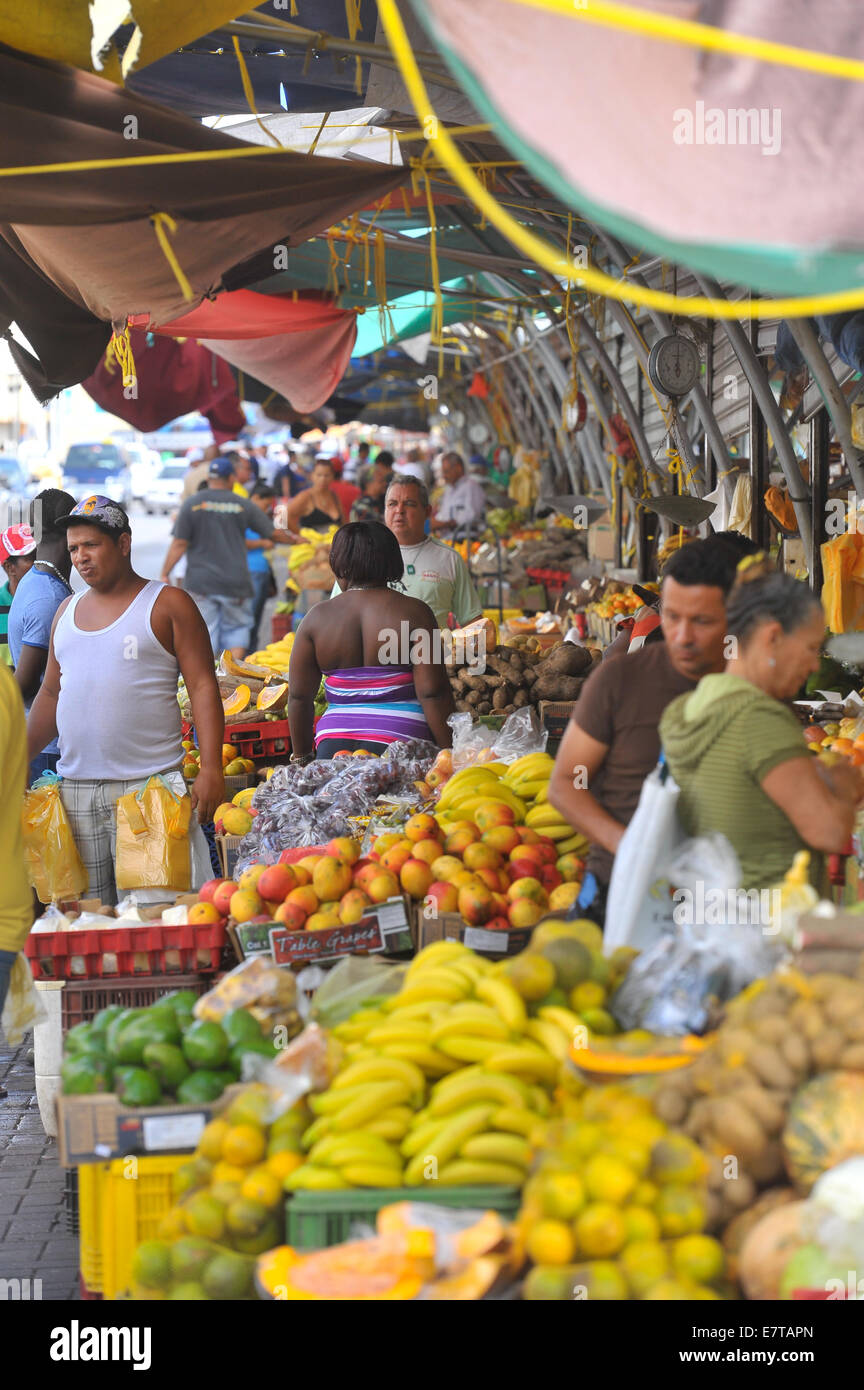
463, 927, 508, 953
142, 1112, 207, 1151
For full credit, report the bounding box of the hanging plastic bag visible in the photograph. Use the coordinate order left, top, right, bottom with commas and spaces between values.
21, 772, 88, 902
1, 954, 47, 1045
115, 774, 192, 891
604, 762, 684, 955
310, 954, 408, 1027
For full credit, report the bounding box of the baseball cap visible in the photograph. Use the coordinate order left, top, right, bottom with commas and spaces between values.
0, 523, 36, 565
208, 457, 235, 479
55, 495, 131, 536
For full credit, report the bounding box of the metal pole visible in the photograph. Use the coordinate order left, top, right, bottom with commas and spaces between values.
785, 318, 864, 497
809, 409, 829, 593
694, 275, 813, 571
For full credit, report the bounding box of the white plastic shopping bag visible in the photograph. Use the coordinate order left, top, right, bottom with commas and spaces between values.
603, 762, 684, 955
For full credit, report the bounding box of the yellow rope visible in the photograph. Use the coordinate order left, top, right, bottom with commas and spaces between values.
421, 166, 444, 376
0, 146, 287, 177
150, 213, 194, 301
374, 229, 396, 341
232, 38, 282, 148
110, 325, 137, 391
376, 0, 864, 320
500, 0, 864, 84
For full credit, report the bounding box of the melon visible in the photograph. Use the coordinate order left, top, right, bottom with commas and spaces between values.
782, 1071, 864, 1192
737, 1201, 808, 1300
223, 685, 251, 718
257, 682, 288, 713
220, 650, 271, 681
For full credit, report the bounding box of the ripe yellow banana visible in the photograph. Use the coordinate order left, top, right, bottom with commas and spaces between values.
475, 976, 527, 1033
556, 833, 590, 854
525, 804, 573, 828
503, 753, 555, 782
365, 1108, 414, 1142
309, 1082, 384, 1116
449, 788, 526, 819
401, 1115, 454, 1159
366, 1021, 431, 1046
435, 1034, 502, 1063
484, 1046, 559, 1085
460, 1133, 532, 1167
429, 1005, 510, 1043
340, 1164, 403, 1188
538, 1005, 585, 1042
308, 1132, 401, 1168
508, 778, 550, 800
427, 1070, 530, 1115
396, 970, 472, 1005
284, 1164, 349, 1191
491, 1105, 538, 1138
437, 769, 500, 809
379, 999, 447, 1020
403, 1104, 496, 1183
300, 1115, 332, 1148
329, 1080, 414, 1131
436, 1159, 525, 1186
333, 1055, 426, 1098
529, 1085, 553, 1116
403, 941, 470, 974
377, 1042, 460, 1076
525, 1018, 570, 1060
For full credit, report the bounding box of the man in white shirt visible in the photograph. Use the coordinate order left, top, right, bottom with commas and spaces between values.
331, 477, 483, 628
430, 451, 486, 536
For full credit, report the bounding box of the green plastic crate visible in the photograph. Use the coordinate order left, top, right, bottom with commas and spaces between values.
286, 1185, 521, 1251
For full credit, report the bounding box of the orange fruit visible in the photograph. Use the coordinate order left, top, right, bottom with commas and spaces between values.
526, 1219, 575, 1266
221, 1124, 266, 1168
267, 1150, 303, 1180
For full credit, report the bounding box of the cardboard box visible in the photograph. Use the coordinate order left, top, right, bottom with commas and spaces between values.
588, 518, 615, 563
217, 834, 245, 879
56, 1084, 246, 1167
415, 911, 531, 958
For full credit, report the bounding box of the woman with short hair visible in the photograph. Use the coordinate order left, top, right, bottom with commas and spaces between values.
287, 521, 454, 758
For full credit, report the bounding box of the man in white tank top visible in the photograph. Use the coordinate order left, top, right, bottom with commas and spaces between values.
26, 496, 225, 905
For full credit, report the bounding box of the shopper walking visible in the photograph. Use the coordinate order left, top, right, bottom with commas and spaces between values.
161, 457, 290, 658
0, 523, 37, 666
246, 483, 277, 652
27, 495, 225, 905
8, 490, 76, 781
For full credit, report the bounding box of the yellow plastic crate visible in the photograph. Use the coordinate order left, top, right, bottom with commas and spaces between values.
78, 1163, 109, 1294
99, 1155, 186, 1300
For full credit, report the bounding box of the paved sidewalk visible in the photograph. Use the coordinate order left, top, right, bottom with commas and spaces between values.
0, 1030, 79, 1301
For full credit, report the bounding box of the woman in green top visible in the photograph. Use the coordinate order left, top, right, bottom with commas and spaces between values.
660, 558, 862, 890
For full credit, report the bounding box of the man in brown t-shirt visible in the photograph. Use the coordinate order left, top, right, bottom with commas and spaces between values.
548, 540, 740, 922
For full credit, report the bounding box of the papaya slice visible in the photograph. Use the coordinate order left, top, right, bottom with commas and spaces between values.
257, 682, 288, 712
220, 650, 271, 681
222, 685, 251, 717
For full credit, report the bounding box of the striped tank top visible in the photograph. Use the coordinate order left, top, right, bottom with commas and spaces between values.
314, 666, 432, 750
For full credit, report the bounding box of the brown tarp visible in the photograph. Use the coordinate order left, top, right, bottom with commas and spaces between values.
0, 43, 406, 397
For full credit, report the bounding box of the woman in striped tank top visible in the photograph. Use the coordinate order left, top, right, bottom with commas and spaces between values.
288, 522, 454, 758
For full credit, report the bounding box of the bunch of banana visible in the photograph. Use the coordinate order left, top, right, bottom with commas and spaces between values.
434, 764, 527, 825
247, 632, 294, 672
524, 802, 590, 854
287, 543, 317, 573
286, 1129, 405, 1190
499, 753, 556, 804
400, 1069, 549, 1186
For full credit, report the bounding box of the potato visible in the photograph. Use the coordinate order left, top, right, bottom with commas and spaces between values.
842, 1014, 864, 1043
707, 1098, 767, 1165
653, 1086, 689, 1125
722, 1170, 758, 1211
735, 1087, 786, 1136
779, 1033, 810, 1077
476, 700, 492, 715
752, 1017, 788, 1045
747, 1043, 797, 1091
838, 1042, 864, 1071
810, 1028, 845, 1070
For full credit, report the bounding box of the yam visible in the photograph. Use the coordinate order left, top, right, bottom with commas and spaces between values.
465, 691, 481, 707
522, 667, 537, 686
463, 674, 488, 693
454, 699, 472, 712
533, 674, 585, 702
535, 642, 593, 677
476, 701, 492, 715
513, 690, 530, 709
492, 685, 514, 711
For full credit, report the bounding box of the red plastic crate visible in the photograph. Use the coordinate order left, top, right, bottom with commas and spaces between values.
25, 921, 226, 980
182, 717, 291, 761
60, 973, 210, 1031
271, 613, 292, 642
525, 566, 571, 598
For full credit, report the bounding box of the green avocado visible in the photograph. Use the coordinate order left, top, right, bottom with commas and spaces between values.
142, 1042, 191, 1093
221, 1009, 265, 1046
91, 1004, 126, 1037
182, 1020, 229, 1069
114, 1011, 181, 1064
176, 1070, 232, 1104
61, 1054, 113, 1095
64, 1023, 107, 1058
116, 1067, 162, 1107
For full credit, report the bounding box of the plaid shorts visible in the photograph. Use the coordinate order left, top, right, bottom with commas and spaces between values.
60, 770, 211, 907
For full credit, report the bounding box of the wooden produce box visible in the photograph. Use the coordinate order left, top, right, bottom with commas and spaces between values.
56, 1084, 245, 1167
415, 910, 532, 958
216, 834, 245, 880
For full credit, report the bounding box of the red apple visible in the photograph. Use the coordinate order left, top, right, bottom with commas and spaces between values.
485, 915, 511, 931
539, 865, 563, 892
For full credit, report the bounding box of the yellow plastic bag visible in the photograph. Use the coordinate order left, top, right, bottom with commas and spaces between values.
1, 954, 47, 1046
21, 777, 89, 902
821, 532, 864, 633
115, 774, 192, 891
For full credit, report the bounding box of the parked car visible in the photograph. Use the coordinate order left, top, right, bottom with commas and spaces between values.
62, 442, 132, 508
0, 455, 33, 512
143, 460, 188, 514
